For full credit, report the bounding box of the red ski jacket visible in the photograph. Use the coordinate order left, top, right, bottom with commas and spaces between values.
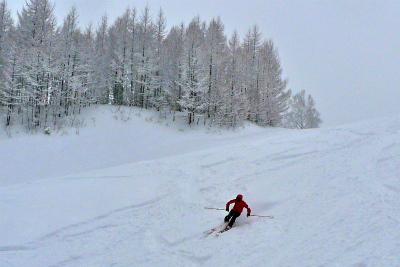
226, 199, 251, 214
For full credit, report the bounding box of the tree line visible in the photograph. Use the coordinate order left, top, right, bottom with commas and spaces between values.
0, 0, 322, 132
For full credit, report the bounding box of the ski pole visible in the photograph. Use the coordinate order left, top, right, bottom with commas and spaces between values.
205, 208, 273, 218
249, 214, 274, 219
204, 207, 226, 211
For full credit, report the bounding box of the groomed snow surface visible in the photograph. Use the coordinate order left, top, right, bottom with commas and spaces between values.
1, 106, 400, 266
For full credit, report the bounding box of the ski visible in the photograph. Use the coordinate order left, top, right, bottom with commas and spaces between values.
216, 226, 231, 236
203, 227, 219, 235
204, 222, 228, 236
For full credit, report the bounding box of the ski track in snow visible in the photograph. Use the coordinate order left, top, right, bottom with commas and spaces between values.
1, 111, 400, 266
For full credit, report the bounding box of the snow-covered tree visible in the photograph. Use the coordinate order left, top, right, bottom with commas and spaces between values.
57, 6, 82, 118
202, 17, 227, 126
242, 25, 262, 123
134, 6, 156, 109
15, 0, 57, 129
151, 8, 167, 110
285, 89, 322, 129
179, 16, 207, 124
108, 8, 132, 105
0, 0, 15, 126
79, 23, 97, 107
163, 23, 185, 111
126, 8, 139, 106
92, 15, 111, 104
241, 27, 291, 127
218, 30, 247, 128
257, 40, 291, 126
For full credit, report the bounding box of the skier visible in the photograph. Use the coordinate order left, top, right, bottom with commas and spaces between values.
224, 194, 251, 231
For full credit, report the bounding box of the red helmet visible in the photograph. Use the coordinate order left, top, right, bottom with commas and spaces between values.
237, 194, 243, 199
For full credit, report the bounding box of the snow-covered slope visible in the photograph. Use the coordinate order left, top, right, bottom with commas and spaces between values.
1, 107, 400, 266
0, 106, 283, 187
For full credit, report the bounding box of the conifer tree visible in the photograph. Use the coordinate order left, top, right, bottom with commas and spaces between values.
202, 17, 227, 126
109, 8, 131, 105
163, 24, 185, 111
57, 6, 81, 118
221, 30, 247, 128
135, 6, 156, 109
15, 0, 57, 129
179, 16, 207, 124
285, 90, 322, 129
152, 8, 167, 110
0, 0, 15, 126
242, 25, 262, 123
257, 40, 291, 126
93, 15, 111, 104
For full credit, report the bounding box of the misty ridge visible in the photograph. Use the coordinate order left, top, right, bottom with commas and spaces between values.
0, 0, 322, 134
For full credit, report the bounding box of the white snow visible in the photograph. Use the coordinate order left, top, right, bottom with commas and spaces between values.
1, 106, 400, 266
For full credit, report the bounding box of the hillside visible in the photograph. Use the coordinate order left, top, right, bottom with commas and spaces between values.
1, 106, 400, 266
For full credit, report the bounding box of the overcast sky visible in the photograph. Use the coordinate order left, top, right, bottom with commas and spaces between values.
8, 0, 400, 127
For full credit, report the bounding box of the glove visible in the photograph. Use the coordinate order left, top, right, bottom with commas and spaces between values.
247, 213, 250, 217
226, 207, 229, 212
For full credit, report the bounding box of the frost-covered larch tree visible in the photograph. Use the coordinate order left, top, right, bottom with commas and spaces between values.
241, 26, 291, 127
79, 23, 97, 108
179, 16, 207, 125
202, 17, 227, 126
56, 6, 83, 120
257, 40, 291, 126
163, 23, 185, 111
0, 0, 15, 126
151, 8, 167, 111
15, 0, 57, 129
92, 15, 111, 104
135, 6, 156, 109
218, 30, 247, 128
285, 89, 322, 129
108, 8, 132, 105
242, 25, 262, 123
126, 8, 138, 106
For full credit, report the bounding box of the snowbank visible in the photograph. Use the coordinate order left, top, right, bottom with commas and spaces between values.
1, 107, 400, 266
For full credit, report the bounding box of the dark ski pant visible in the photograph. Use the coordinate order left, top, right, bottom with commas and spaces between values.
225, 210, 241, 227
